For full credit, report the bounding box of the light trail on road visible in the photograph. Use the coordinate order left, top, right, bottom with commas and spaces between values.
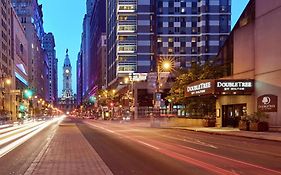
84, 121, 281, 175
0, 116, 65, 158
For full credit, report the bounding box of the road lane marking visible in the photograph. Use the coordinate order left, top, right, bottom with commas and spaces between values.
84, 122, 116, 134
86, 121, 281, 174
159, 134, 218, 149
136, 140, 160, 150
159, 148, 239, 175
176, 144, 281, 175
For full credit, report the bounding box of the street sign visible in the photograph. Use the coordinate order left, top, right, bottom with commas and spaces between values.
129, 73, 147, 82
147, 72, 157, 91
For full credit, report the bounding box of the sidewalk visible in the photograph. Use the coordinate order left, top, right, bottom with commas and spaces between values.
172, 127, 281, 142
26, 119, 113, 175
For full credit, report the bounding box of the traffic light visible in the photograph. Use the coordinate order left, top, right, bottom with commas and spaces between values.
19, 104, 26, 112
89, 95, 97, 104
23, 89, 33, 99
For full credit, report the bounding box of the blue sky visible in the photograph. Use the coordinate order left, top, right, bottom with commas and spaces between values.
39, 0, 249, 97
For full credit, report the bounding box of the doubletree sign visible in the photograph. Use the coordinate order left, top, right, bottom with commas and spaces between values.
215, 80, 254, 94
257, 94, 278, 112
185, 79, 255, 97
185, 79, 215, 97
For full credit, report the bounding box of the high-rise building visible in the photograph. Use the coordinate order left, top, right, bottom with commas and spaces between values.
97, 34, 107, 88
76, 52, 83, 105
87, 0, 106, 97
1, 0, 13, 119
156, 0, 231, 66
80, 0, 95, 99
106, 0, 231, 86
12, 0, 47, 99
11, 7, 29, 120
0, 0, 12, 78
105, 0, 231, 118
43, 32, 57, 104
54, 57, 58, 103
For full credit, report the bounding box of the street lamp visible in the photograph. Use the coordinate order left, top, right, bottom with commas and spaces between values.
5, 79, 12, 86
122, 74, 139, 119
154, 57, 175, 116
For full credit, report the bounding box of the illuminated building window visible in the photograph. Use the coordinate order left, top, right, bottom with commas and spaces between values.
168, 38, 173, 42
118, 25, 136, 32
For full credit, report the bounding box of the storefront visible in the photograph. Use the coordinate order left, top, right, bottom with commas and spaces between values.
185, 79, 255, 128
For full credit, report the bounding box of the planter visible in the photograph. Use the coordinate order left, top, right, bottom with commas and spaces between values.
203, 119, 216, 127
239, 121, 249, 131
249, 121, 269, 132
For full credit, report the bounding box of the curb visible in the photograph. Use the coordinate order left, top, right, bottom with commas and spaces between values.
172, 127, 281, 143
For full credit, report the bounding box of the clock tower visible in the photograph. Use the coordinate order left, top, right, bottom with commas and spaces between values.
62, 49, 73, 99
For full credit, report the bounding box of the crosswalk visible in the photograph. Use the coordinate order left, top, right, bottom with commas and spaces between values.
0, 116, 65, 158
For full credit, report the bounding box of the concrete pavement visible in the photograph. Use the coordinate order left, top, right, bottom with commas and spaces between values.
26, 118, 113, 175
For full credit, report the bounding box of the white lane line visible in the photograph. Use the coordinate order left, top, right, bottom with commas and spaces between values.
136, 140, 160, 150
85, 122, 116, 134
160, 134, 218, 149
85, 121, 160, 151
0, 117, 64, 158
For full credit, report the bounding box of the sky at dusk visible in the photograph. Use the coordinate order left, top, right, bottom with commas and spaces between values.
39, 0, 249, 97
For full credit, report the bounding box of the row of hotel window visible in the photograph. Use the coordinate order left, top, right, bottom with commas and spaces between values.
117, 5, 228, 14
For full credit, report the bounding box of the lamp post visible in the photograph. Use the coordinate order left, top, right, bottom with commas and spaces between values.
122, 73, 139, 120
154, 57, 174, 117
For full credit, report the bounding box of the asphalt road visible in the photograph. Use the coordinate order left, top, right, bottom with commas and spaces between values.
0, 121, 59, 175
77, 120, 281, 175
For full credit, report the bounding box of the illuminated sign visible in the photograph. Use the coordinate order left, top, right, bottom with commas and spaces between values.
216, 80, 254, 93
187, 82, 212, 96
185, 79, 254, 97
185, 80, 215, 97
257, 94, 278, 112
130, 73, 147, 82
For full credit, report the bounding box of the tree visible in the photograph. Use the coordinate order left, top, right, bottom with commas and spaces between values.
96, 89, 119, 106
167, 58, 227, 117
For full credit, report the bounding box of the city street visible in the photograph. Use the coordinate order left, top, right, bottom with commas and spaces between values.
0, 117, 281, 174
78, 120, 281, 175
0, 117, 63, 175
1, 0, 281, 174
